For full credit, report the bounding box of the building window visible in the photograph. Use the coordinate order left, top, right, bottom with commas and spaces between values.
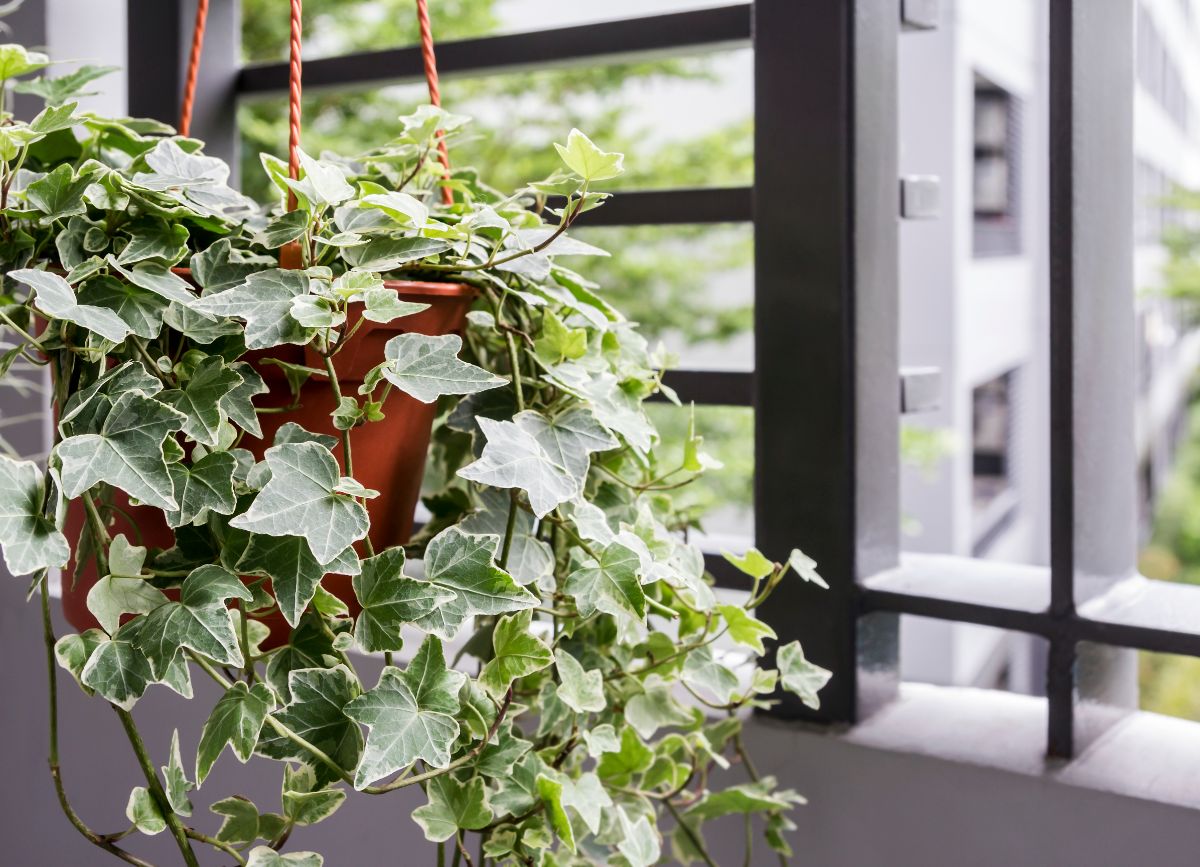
973, 75, 1022, 256
972, 370, 1018, 553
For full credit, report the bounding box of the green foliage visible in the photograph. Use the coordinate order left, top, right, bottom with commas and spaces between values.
0, 37, 824, 867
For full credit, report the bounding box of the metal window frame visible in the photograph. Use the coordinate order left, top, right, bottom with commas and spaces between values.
130, 0, 1200, 761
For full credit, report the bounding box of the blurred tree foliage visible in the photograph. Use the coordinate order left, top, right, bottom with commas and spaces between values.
240, 0, 756, 523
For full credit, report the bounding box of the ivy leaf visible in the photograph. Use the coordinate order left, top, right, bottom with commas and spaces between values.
196, 681, 274, 784
460, 488, 553, 586
554, 128, 625, 182
54, 629, 107, 694
681, 646, 740, 705
161, 729, 194, 816
14, 64, 116, 105
535, 310, 588, 363
545, 363, 654, 453
133, 565, 253, 678
560, 771, 611, 836
76, 275, 168, 339
166, 450, 238, 527
107, 257, 197, 306
125, 786, 166, 835
411, 774, 493, 842
60, 360, 162, 436
26, 163, 92, 219
258, 210, 309, 248
554, 648, 605, 714
376, 333, 506, 404
0, 44, 51, 80
282, 766, 346, 826
192, 269, 315, 349
513, 408, 617, 496
685, 777, 803, 822
352, 547, 454, 653
360, 190, 428, 226
596, 726, 653, 786
457, 416, 577, 518
564, 542, 645, 622
358, 288, 428, 324
410, 526, 537, 639
787, 548, 829, 588
343, 635, 465, 787
190, 239, 263, 293
246, 847, 324, 867
57, 392, 186, 510
718, 604, 777, 655
480, 610, 553, 698
117, 223, 189, 266
257, 665, 363, 787
0, 455, 69, 575
236, 534, 357, 628
230, 442, 369, 566
723, 548, 774, 580
211, 796, 260, 845
342, 236, 450, 271
284, 149, 354, 209
616, 809, 661, 867
80, 632, 153, 710
777, 641, 832, 710
582, 723, 620, 758
161, 356, 244, 446
264, 614, 338, 699
86, 575, 167, 635
222, 362, 268, 437
13, 267, 132, 343
626, 677, 695, 739
535, 774, 576, 852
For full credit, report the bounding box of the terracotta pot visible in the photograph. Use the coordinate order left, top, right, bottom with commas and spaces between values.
62, 280, 476, 644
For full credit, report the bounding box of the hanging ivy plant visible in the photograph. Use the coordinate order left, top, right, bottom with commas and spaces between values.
0, 45, 830, 867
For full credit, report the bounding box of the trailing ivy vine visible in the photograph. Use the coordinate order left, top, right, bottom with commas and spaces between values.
0, 45, 830, 866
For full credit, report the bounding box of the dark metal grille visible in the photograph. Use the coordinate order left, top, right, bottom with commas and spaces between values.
127, 0, 1200, 762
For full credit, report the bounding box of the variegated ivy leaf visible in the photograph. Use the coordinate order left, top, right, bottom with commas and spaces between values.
196, 681, 274, 784
0, 455, 69, 575
125, 786, 166, 835
479, 610, 553, 698
411, 774, 493, 843
0, 44, 50, 81
76, 274, 168, 339
133, 565, 253, 678
284, 149, 355, 210
12, 267, 132, 343
718, 604, 777, 655
210, 796, 286, 846
554, 128, 625, 182
57, 391, 186, 510
25, 163, 92, 220
514, 407, 617, 497
681, 645, 741, 705
352, 547, 454, 653
192, 269, 316, 349
80, 631, 153, 710
616, 808, 662, 867
545, 362, 654, 453
563, 541, 646, 623
160, 356, 244, 447
59, 360, 162, 436
166, 449, 238, 527
190, 239, 265, 294
246, 847, 324, 867
282, 765, 347, 826
86, 575, 167, 635
409, 526, 537, 640
230, 442, 369, 566
684, 777, 804, 822
360, 191, 427, 226
341, 236, 451, 272
536, 773, 576, 852
625, 677, 694, 739
375, 333, 505, 404
359, 289, 428, 324
117, 222, 189, 266
256, 665, 363, 788
236, 534, 359, 628
457, 416, 577, 518
787, 548, 829, 588
460, 487, 553, 586
776, 640, 832, 710
559, 771, 611, 836
106, 256, 197, 306
54, 629, 107, 694
343, 636, 465, 787
162, 729, 194, 816
257, 209, 309, 248
553, 647, 605, 714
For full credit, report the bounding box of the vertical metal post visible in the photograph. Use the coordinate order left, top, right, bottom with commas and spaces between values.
6, 0, 46, 120
127, 0, 240, 177
1047, 0, 1136, 758
756, 0, 900, 722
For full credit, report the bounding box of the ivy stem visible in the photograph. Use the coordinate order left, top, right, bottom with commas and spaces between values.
321, 353, 354, 477
185, 828, 247, 865
239, 600, 256, 683
113, 707, 200, 867
0, 306, 42, 345
665, 798, 718, 867
499, 490, 519, 570
82, 491, 111, 575
40, 579, 155, 867
504, 332, 525, 411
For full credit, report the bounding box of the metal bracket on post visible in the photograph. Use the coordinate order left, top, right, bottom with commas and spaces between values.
900, 367, 941, 414
900, 175, 941, 219
901, 0, 940, 31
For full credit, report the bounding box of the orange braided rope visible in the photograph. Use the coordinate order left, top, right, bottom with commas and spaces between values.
286, 0, 304, 213
417, 0, 454, 205
178, 0, 210, 137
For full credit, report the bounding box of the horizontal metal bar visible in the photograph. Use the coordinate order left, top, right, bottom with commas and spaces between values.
654, 370, 753, 406
237, 5, 753, 95
562, 187, 753, 227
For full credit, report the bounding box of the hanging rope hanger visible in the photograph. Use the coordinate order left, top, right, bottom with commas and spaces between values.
180, 0, 455, 210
